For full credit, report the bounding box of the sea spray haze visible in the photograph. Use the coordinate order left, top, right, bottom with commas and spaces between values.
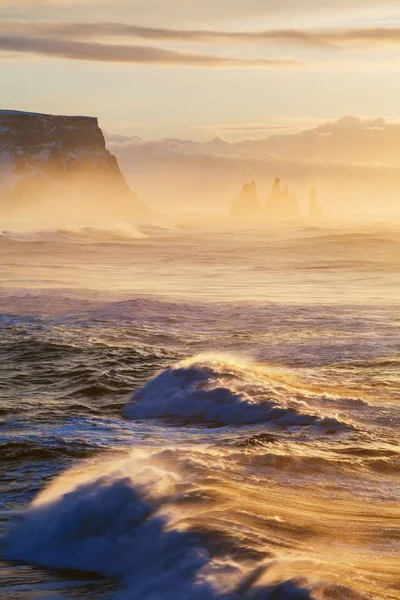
0, 7, 399, 596
0, 224, 399, 599
0, 110, 153, 232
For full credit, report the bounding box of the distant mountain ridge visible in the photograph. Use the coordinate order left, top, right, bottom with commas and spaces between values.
0, 110, 152, 224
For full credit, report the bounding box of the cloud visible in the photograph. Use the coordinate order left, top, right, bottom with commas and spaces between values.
109, 116, 400, 166
294, 27, 400, 48
0, 0, 91, 3
3, 21, 400, 51
105, 116, 400, 215
3, 1, 400, 35
189, 118, 327, 136
0, 35, 302, 67
1, 0, 399, 10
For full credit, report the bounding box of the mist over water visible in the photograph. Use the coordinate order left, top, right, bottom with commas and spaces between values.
0, 223, 399, 599
0, 192, 148, 241
1, 222, 399, 302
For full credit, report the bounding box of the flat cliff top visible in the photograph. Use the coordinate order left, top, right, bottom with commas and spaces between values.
0, 109, 95, 120
0, 109, 105, 152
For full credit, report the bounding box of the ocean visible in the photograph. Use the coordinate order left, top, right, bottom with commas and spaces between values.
0, 223, 399, 600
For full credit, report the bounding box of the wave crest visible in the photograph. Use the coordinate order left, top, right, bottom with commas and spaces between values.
3, 458, 215, 599
3, 450, 367, 600
123, 355, 349, 430
0, 223, 146, 243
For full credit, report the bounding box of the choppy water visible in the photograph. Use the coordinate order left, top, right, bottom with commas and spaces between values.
0, 224, 399, 600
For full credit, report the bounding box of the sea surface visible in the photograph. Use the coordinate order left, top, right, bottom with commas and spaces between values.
0, 223, 399, 600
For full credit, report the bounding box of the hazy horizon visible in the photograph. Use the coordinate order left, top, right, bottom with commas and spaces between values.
0, 4, 399, 599
2, 0, 400, 219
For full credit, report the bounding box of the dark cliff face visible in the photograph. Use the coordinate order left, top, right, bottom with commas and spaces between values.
0, 110, 152, 222
0, 111, 106, 150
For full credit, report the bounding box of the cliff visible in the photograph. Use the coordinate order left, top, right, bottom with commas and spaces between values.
0, 110, 152, 224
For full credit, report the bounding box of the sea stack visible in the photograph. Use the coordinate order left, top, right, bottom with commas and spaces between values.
309, 187, 323, 222
231, 180, 262, 220
270, 177, 281, 201
289, 191, 300, 221
0, 110, 152, 224
265, 177, 300, 222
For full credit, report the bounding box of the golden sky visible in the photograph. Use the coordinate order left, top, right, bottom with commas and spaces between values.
1, 0, 400, 216
1, 0, 400, 137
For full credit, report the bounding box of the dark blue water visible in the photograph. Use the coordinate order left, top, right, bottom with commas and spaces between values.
0, 224, 399, 599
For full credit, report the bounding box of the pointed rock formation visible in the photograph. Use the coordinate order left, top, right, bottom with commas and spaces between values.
265, 177, 281, 220
265, 178, 300, 222
309, 187, 323, 222
231, 180, 262, 220
0, 110, 153, 225
289, 191, 300, 221
270, 177, 281, 201
282, 184, 290, 202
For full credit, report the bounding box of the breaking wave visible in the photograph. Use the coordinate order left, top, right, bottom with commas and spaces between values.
3, 454, 216, 600
123, 355, 350, 431
0, 223, 146, 243
3, 450, 363, 600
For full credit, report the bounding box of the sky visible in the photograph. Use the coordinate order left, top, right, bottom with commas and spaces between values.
1, 0, 400, 216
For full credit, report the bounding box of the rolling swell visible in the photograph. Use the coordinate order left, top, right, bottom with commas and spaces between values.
123, 355, 350, 431
0, 225, 146, 243
295, 230, 400, 247
3, 451, 368, 600
0, 221, 398, 600
1, 340, 397, 599
0, 318, 179, 413
0, 440, 95, 463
